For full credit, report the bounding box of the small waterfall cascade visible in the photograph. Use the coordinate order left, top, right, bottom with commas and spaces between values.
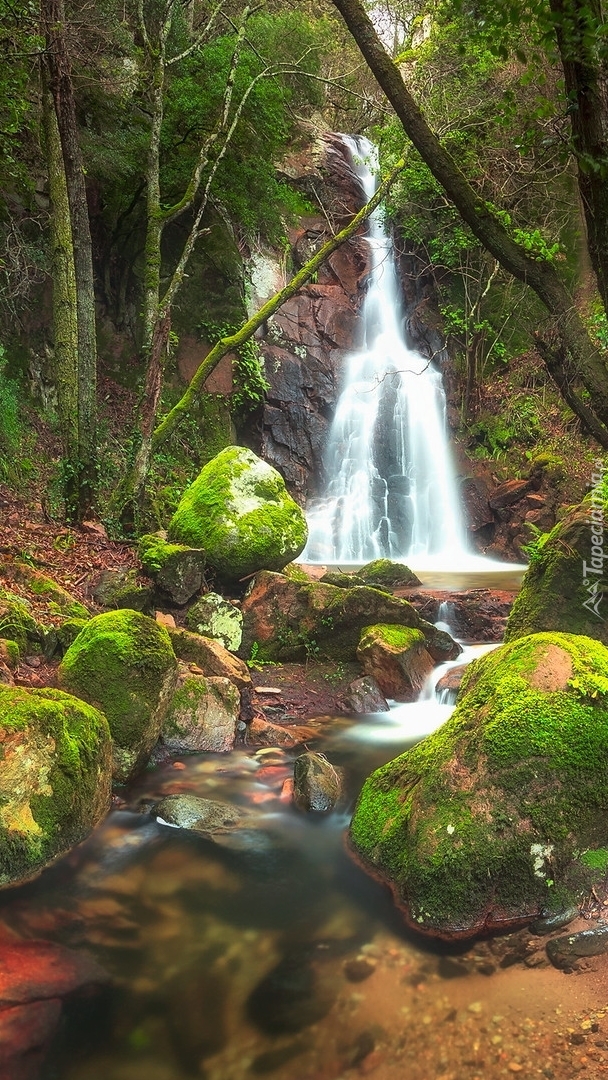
302, 135, 469, 567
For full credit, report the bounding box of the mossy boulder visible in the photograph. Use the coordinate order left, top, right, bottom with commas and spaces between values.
58, 610, 178, 783
0, 593, 45, 654
168, 446, 308, 582
349, 632, 608, 939
4, 560, 90, 620
0, 639, 19, 669
240, 571, 459, 663
356, 624, 435, 700
138, 534, 207, 605
0, 685, 112, 886
92, 569, 154, 615
161, 672, 240, 754
185, 593, 243, 652
506, 494, 608, 644
358, 560, 421, 589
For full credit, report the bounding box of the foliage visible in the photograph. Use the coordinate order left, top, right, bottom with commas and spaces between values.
198, 319, 269, 415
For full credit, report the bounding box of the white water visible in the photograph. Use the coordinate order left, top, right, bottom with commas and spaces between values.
302, 135, 471, 569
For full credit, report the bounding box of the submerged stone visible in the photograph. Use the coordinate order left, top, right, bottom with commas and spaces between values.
168, 446, 308, 582
247, 952, 337, 1034
349, 632, 608, 939
546, 921, 608, 968
58, 610, 178, 783
0, 685, 112, 886
293, 751, 342, 812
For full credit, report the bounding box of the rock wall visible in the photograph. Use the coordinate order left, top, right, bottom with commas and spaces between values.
256, 134, 372, 502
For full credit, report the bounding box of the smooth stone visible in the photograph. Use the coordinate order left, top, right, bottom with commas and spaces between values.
293, 751, 342, 813
546, 921, 608, 968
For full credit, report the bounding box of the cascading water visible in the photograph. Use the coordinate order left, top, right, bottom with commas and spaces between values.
302, 136, 469, 567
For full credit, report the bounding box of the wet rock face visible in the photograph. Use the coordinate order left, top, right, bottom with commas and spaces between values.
349, 632, 608, 939
343, 676, 389, 713
257, 135, 372, 502
405, 589, 514, 642
356, 624, 435, 701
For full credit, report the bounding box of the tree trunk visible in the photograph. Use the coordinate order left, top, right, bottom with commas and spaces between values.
549, 0, 608, 316
43, 0, 97, 518
330, 0, 608, 447
43, 81, 80, 517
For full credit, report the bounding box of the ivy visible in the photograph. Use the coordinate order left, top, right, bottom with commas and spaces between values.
198, 319, 269, 415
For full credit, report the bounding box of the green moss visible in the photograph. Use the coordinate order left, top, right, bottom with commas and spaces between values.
0, 685, 111, 884
138, 534, 192, 575
58, 610, 177, 775
580, 848, 608, 871
358, 560, 420, 587
0, 638, 20, 667
55, 618, 89, 654
350, 632, 608, 935
0, 592, 43, 653
359, 624, 426, 651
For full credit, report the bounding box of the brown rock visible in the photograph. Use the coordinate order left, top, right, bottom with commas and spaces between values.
0, 940, 108, 1007
460, 476, 494, 530
357, 626, 435, 701
245, 718, 318, 748
489, 478, 535, 510
168, 628, 251, 691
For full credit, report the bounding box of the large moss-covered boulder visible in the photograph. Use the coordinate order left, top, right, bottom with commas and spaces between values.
356, 624, 435, 700
0, 685, 112, 886
506, 493, 608, 644
168, 446, 307, 582
350, 632, 608, 939
0, 592, 45, 654
58, 610, 178, 783
240, 571, 459, 663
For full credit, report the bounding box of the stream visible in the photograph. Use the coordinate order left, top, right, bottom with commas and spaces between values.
1, 582, 606, 1080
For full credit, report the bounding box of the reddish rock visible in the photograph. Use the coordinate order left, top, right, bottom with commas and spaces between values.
488, 478, 535, 510
405, 589, 515, 642
435, 663, 468, 699
245, 718, 318, 749
357, 627, 435, 701
0, 940, 108, 1006
0, 998, 62, 1064
460, 476, 494, 531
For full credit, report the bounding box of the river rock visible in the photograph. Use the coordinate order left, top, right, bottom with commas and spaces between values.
168, 446, 308, 582
343, 676, 389, 713
185, 593, 243, 651
293, 752, 342, 812
505, 493, 608, 644
161, 672, 240, 753
349, 632, 608, 939
546, 921, 608, 969
138, 533, 206, 605
240, 571, 460, 662
58, 610, 178, 783
405, 589, 514, 641
153, 794, 249, 848
356, 624, 435, 701
0, 685, 112, 886
247, 950, 337, 1034
435, 663, 468, 701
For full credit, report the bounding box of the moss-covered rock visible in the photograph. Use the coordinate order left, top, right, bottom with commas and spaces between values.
0, 639, 20, 668
356, 624, 435, 700
185, 593, 243, 652
349, 632, 608, 939
0, 592, 45, 654
240, 571, 460, 663
92, 569, 154, 615
506, 494, 608, 644
55, 618, 89, 655
138, 533, 207, 606
0, 685, 112, 886
358, 560, 421, 589
58, 610, 178, 783
168, 446, 308, 582
5, 560, 90, 620
161, 672, 240, 753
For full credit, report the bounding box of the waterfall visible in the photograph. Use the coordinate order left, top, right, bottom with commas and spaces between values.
302, 136, 469, 567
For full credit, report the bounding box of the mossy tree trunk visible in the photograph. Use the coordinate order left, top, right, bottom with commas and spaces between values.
331, 0, 608, 449
116, 1, 255, 528
43, 0, 97, 519
43, 81, 79, 517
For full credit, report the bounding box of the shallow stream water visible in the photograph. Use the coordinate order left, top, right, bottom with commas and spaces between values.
2, 576, 608, 1080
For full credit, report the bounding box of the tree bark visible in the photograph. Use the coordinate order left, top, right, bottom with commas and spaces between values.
549, 0, 608, 316
43, 0, 97, 517
43, 80, 79, 517
330, 0, 608, 446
